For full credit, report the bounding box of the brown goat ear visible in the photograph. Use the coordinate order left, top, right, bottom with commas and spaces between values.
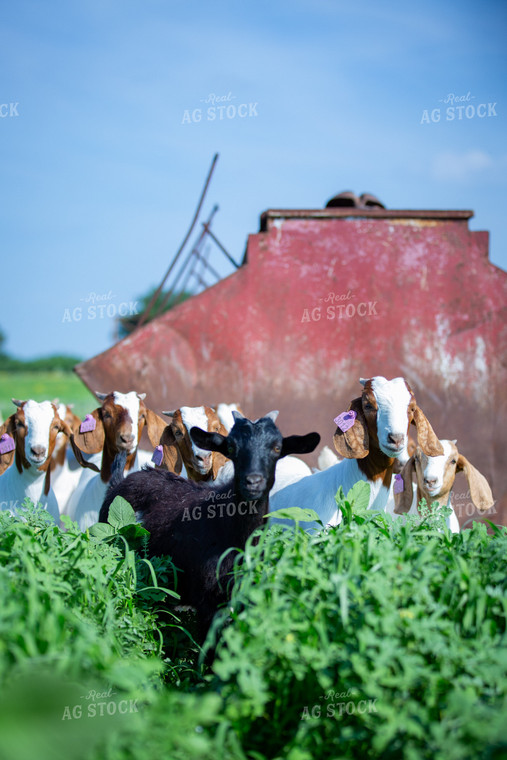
159, 425, 183, 474
144, 408, 170, 448
411, 407, 443, 457
0, 414, 16, 475
72, 409, 105, 454
59, 420, 100, 473
333, 398, 369, 459
394, 456, 416, 514
212, 451, 229, 479
211, 420, 230, 478
457, 454, 494, 513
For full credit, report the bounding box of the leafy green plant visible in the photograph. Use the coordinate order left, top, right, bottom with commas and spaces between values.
207, 484, 507, 759
92, 496, 203, 686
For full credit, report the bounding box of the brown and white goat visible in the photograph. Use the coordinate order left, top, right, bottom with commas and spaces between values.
392, 439, 494, 532
0, 399, 98, 522
65, 391, 167, 530
157, 406, 230, 480
50, 402, 84, 514
269, 376, 443, 531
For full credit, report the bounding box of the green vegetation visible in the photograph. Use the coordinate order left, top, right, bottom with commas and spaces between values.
0, 487, 506, 759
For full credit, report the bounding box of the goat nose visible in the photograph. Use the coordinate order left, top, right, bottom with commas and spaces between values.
246, 474, 264, 488
31, 445, 46, 458
424, 476, 437, 487
120, 434, 134, 444
388, 434, 404, 447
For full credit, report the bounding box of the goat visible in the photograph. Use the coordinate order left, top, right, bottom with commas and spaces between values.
215, 403, 244, 433
0, 399, 98, 521
213, 402, 313, 493
50, 402, 84, 514
316, 445, 340, 471
391, 439, 494, 532
269, 376, 443, 532
99, 411, 320, 641
65, 391, 167, 530
156, 406, 229, 480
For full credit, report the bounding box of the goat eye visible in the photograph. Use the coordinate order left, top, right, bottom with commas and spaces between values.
273, 445, 281, 454
364, 403, 374, 411
451, 458, 457, 465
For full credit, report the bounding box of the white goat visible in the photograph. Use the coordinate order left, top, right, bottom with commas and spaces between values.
65, 391, 166, 530
390, 439, 494, 532
269, 376, 443, 532
0, 400, 97, 522
50, 403, 85, 514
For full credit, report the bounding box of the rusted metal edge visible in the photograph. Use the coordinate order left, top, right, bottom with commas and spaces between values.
259, 209, 474, 232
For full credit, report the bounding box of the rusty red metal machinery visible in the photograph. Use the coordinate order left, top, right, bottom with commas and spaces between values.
75, 205, 507, 526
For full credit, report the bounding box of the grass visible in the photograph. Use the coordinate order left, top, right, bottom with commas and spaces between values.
0, 371, 95, 421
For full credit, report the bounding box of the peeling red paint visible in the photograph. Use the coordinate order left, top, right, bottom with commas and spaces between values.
75, 208, 507, 526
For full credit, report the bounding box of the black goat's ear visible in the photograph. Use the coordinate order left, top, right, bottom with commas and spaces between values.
190, 426, 228, 454
281, 432, 320, 458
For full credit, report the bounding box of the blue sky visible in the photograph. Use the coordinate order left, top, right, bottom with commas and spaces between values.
1, 0, 505, 359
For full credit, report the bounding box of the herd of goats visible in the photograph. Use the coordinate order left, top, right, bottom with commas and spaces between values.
0, 375, 495, 640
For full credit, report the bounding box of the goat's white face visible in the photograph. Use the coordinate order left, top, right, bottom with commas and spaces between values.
368, 377, 412, 458
112, 391, 141, 453
416, 439, 458, 498
180, 406, 213, 474
21, 400, 58, 467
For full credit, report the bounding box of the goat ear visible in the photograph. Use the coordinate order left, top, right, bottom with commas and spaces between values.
457, 454, 494, 512
143, 408, 169, 448
411, 407, 443, 456
72, 409, 105, 454
393, 456, 416, 514
333, 397, 369, 459
95, 392, 108, 401
158, 425, 183, 474
0, 414, 16, 475
70, 411, 82, 434
210, 420, 230, 477
231, 409, 245, 422
190, 427, 227, 455
59, 420, 100, 473
212, 451, 229, 479
281, 432, 320, 458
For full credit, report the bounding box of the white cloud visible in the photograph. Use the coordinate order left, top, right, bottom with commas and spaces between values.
431, 150, 495, 182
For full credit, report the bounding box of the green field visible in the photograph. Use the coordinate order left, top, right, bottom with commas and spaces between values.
1, 489, 506, 760
0, 371, 96, 421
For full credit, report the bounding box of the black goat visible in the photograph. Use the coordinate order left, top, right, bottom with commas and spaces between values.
99, 411, 319, 641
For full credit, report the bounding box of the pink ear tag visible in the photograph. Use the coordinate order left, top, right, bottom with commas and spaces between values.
0, 434, 15, 454
80, 414, 97, 433
333, 410, 357, 432
151, 445, 163, 466
394, 474, 404, 494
